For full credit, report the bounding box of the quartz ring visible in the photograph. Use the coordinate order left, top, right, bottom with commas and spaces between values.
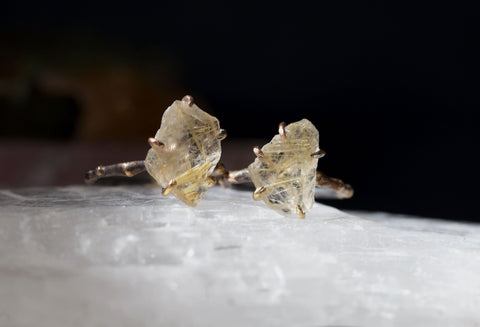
85, 99, 353, 215
85, 95, 227, 207
247, 119, 353, 218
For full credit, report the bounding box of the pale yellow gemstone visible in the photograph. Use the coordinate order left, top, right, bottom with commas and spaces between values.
145, 99, 222, 206
248, 119, 320, 217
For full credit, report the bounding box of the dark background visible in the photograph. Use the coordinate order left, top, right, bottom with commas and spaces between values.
1, 2, 476, 220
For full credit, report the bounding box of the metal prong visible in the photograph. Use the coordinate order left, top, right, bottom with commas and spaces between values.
148, 137, 164, 150
278, 122, 286, 139
296, 205, 305, 219
182, 95, 194, 106
253, 186, 266, 201
311, 149, 326, 159
253, 146, 264, 158
217, 129, 227, 140
162, 179, 177, 196
206, 175, 217, 187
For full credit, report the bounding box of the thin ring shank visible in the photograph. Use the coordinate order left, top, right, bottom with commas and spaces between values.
315, 171, 354, 199
84, 160, 146, 184
222, 168, 353, 200
84, 161, 353, 199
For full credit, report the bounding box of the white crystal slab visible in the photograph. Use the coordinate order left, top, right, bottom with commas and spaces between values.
0, 186, 479, 326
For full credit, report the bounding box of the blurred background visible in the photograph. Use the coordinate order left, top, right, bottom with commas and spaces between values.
1, 2, 475, 220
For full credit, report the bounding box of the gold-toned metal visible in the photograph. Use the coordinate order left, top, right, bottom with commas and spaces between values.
206, 175, 217, 187
212, 162, 226, 176
316, 171, 354, 199
227, 168, 250, 184
253, 146, 264, 158
296, 205, 305, 219
122, 163, 134, 177
96, 166, 105, 176
211, 163, 228, 187
252, 186, 266, 201
162, 179, 178, 196
278, 122, 286, 139
310, 149, 326, 159
210, 163, 353, 201
217, 129, 227, 140
85, 160, 354, 202
148, 137, 164, 149
182, 95, 194, 106
85, 161, 146, 184
210, 163, 251, 187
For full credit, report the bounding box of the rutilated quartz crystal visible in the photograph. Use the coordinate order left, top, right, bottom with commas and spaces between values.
248, 119, 320, 217
145, 98, 222, 206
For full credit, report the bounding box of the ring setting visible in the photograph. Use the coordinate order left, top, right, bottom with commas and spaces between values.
85, 96, 353, 217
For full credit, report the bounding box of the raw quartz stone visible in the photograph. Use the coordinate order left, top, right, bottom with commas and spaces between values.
248, 119, 320, 217
145, 99, 222, 206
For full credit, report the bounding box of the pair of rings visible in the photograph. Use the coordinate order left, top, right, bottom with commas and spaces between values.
85, 95, 353, 218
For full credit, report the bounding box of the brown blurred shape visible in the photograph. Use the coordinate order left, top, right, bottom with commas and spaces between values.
0, 33, 199, 141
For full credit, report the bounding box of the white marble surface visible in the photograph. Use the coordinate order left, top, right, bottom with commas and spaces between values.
0, 186, 479, 326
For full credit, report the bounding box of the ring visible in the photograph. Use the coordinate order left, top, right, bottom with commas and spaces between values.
248, 119, 353, 218
85, 97, 353, 217
85, 95, 226, 206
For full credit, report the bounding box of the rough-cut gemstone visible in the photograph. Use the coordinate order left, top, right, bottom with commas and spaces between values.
248, 119, 320, 217
145, 99, 222, 206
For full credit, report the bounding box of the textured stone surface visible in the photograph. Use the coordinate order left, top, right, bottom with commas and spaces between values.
1, 186, 479, 326
248, 119, 319, 217
145, 99, 222, 206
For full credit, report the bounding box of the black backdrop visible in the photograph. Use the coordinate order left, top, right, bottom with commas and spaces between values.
2, 2, 476, 220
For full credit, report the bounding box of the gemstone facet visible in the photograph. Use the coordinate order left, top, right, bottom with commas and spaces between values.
248, 119, 320, 217
145, 98, 222, 206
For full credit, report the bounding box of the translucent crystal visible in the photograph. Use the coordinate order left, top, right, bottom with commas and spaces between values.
248, 119, 319, 217
145, 99, 221, 206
